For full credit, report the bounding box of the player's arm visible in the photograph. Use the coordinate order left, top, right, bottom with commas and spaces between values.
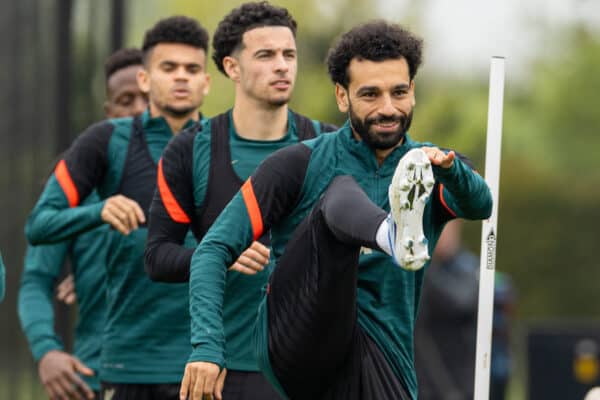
18, 244, 95, 400
181, 143, 312, 400
423, 146, 493, 221
145, 130, 197, 282
25, 122, 114, 245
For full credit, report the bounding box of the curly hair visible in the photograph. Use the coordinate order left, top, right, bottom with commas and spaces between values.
142, 16, 209, 62
326, 20, 423, 88
212, 1, 297, 75
104, 48, 143, 82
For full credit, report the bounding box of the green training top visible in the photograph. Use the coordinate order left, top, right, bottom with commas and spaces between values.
187, 122, 492, 399
193, 111, 325, 370
18, 192, 107, 390
25, 110, 198, 383
152, 110, 330, 371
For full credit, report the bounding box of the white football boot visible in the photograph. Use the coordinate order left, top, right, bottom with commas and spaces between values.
388, 148, 435, 271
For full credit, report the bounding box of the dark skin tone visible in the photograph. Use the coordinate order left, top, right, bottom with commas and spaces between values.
104, 64, 148, 118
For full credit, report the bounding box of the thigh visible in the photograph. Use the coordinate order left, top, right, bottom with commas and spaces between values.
267, 204, 361, 394
322, 329, 411, 400
222, 370, 282, 400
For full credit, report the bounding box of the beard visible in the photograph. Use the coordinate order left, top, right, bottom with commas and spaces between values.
163, 104, 197, 118
349, 102, 413, 150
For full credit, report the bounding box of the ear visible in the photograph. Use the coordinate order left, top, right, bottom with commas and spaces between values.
410, 80, 416, 107
335, 83, 349, 113
137, 67, 150, 94
202, 73, 211, 96
223, 56, 240, 82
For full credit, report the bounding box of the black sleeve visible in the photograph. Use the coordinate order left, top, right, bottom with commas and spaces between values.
250, 143, 312, 233
144, 128, 197, 282
62, 121, 113, 203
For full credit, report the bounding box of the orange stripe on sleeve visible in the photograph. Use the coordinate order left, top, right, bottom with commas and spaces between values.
55, 160, 80, 208
157, 159, 191, 224
241, 179, 264, 241
439, 184, 457, 218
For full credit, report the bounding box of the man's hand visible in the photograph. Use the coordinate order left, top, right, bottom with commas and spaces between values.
422, 146, 455, 169
38, 350, 95, 400
56, 275, 77, 305
179, 362, 222, 400
228, 241, 270, 275
101, 195, 145, 235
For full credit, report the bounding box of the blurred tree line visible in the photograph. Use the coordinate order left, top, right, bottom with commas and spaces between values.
1, 0, 599, 398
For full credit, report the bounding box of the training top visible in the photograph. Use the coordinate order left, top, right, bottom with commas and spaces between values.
187, 121, 492, 399
145, 109, 335, 371
25, 110, 198, 384
18, 192, 107, 390
0, 251, 5, 302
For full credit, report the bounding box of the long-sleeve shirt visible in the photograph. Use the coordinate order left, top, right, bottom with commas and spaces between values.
18, 192, 107, 390
187, 121, 493, 399
145, 109, 334, 371
25, 110, 198, 383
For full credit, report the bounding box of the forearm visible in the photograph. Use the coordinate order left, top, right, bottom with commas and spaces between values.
434, 158, 492, 220
145, 240, 194, 282
188, 196, 254, 367
26, 202, 105, 245
26, 177, 104, 245
18, 272, 63, 361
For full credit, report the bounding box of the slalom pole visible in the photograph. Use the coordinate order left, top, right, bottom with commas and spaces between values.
474, 56, 505, 400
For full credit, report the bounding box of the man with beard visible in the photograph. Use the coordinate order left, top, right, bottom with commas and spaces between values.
18, 48, 147, 400
144, 3, 334, 399
180, 20, 492, 400
25, 16, 210, 399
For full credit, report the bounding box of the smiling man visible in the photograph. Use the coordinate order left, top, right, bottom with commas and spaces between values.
181, 20, 492, 400
144, 3, 335, 399
25, 16, 210, 400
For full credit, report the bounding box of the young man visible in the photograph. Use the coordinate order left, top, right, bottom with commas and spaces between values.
18, 48, 147, 400
180, 21, 492, 400
25, 17, 210, 399
55, 48, 149, 305
144, 2, 334, 398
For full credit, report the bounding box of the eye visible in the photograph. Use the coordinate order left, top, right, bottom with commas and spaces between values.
393, 88, 409, 97
117, 94, 134, 106
161, 63, 176, 72
187, 65, 201, 74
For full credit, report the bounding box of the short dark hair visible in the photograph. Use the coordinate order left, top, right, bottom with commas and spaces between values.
326, 20, 423, 88
212, 1, 297, 75
142, 16, 209, 63
104, 48, 143, 82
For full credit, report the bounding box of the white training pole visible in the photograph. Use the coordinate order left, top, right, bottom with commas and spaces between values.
474, 56, 505, 400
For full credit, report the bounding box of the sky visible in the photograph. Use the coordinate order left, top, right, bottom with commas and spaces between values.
377, 0, 600, 78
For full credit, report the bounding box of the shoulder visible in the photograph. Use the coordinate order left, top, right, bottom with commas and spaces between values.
169, 123, 202, 151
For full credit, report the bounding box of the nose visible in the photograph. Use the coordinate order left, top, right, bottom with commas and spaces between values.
273, 53, 289, 74
174, 65, 189, 81
379, 94, 397, 116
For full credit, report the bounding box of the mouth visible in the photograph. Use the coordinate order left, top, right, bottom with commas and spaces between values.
372, 121, 401, 132
270, 80, 291, 90
172, 88, 190, 99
